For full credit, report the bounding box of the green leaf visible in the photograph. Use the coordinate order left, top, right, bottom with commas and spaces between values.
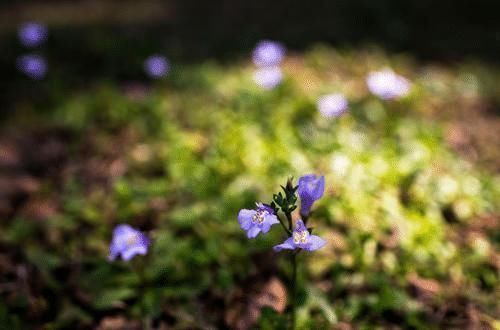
93, 287, 136, 310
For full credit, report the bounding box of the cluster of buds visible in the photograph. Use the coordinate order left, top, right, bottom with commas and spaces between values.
238, 174, 326, 252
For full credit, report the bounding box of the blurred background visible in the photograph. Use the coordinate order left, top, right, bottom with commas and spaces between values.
0, 1, 499, 329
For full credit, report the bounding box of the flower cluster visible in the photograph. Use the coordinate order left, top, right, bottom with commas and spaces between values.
238, 175, 326, 252
252, 40, 286, 90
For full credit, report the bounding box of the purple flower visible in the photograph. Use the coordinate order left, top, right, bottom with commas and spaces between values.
317, 93, 349, 118
274, 219, 326, 252
253, 67, 283, 90
252, 40, 286, 67
238, 203, 280, 238
17, 54, 47, 80
366, 69, 411, 100
297, 174, 325, 216
144, 55, 170, 78
109, 224, 150, 261
18, 22, 48, 48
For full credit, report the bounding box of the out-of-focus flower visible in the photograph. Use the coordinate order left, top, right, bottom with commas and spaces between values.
317, 93, 349, 118
273, 219, 325, 252
366, 69, 411, 100
18, 22, 48, 48
252, 40, 286, 67
238, 203, 280, 238
297, 174, 325, 216
253, 66, 283, 89
109, 224, 150, 261
144, 55, 170, 78
17, 54, 47, 80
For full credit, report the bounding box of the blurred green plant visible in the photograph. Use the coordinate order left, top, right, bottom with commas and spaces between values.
0, 46, 498, 329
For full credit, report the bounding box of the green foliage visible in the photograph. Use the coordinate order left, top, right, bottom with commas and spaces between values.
1, 46, 499, 329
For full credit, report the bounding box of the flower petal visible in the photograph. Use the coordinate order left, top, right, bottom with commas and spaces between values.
121, 245, 148, 261
261, 214, 280, 233
313, 176, 325, 200
247, 225, 261, 238
113, 224, 134, 236
294, 219, 306, 231
238, 209, 255, 230
273, 237, 296, 251
304, 235, 326, 251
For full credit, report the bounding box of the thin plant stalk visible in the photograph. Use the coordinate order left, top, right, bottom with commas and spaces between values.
290, 252, 297, 330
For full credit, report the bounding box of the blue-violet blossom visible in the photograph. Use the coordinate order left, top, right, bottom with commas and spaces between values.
109, 224, 150, 261
144, 55, 170, 78
17, 54, 47, 80
252, 40, 286, 67
297, 174, 325, 216
253, 66, 283, 90
238, 203, 280, 238
274, 219, 326, 251
366, 69, 411, 100
317, 93, 349, 118
18, 22, 48, 48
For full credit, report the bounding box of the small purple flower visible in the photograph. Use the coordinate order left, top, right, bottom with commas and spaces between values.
297, 174, 325, 216
273, 219, 326, 252
366, 69, 411, 100
18, 22, 48, 48
17, 54, 47, 80
317, 93, 349, 118
253, 66, 283, 90
144, 55, 170, 78
252, 40, 286, 67
109, 224, 150, 261
238, 203, 280, 238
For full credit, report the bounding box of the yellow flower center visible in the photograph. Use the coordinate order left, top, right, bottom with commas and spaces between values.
126, 233, 138, 247
252, 210, 266, 224
293, 232, 301, 244
301, 230, 309, 243
294, 230, 309, 244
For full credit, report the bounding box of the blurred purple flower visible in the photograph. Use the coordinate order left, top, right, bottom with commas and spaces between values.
273, 219, 326, 252
317, 93, 349, 118
18, 22, 48, 48
238, 203, 280, 238
366, 69, 411, 100
17, 54, 47, 80
252, 40, 286, 67
109, 224, 150, 261
297, 174, 325, 217
144, 55, 170, 78
253, 66, 283, 90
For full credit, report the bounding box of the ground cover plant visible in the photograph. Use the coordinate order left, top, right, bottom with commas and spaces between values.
0, 38, 499, 329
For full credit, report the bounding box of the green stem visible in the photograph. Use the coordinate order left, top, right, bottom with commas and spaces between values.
278, 214, 292, 235
132, 259, 150, 330
285, 212, 293, 232
290, 252, 297, 330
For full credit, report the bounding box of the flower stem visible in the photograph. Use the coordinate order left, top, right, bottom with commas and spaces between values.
278, 215, 292, 235
132, 258, 151, 330
284, 212, 293, 232
290, 252, 297, 330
